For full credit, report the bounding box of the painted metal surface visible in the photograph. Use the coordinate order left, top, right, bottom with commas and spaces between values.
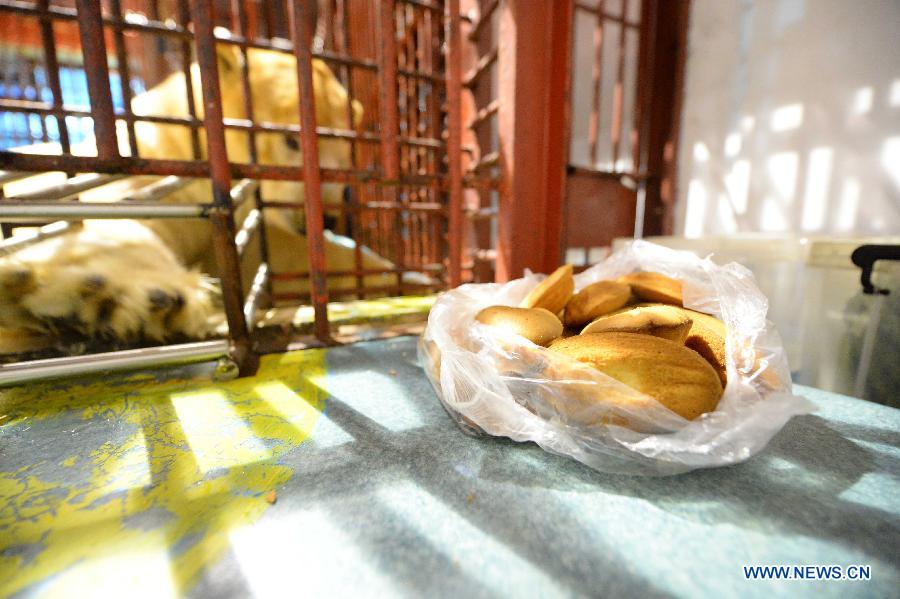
0, 346, 328, 597
1, 336, 898, 597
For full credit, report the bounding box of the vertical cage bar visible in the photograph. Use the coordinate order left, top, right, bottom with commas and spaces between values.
191, 0, 255, 371
610, 0, 628, 168
262, 0, 277, 39
288, 0, 331, 342
445, 0, 463, 287
588, 2, 604, 166
378, 0, 404, 292
233, 0, 258, 163
401, 6, 414, 274
426, 6, 442, 273
633, 0, 654, 238
36, 0, 70, 153
108, 0, 138, 157
143, 0, 168, 88
234, 0, 271, 294
178, 0, 203, 159
632, 2, 647, 175
338, 0, 365, 299
25, 61, 50, 142
647, 0, 688, 237
322, 0, 335, 50
464, 0, 496, 283
74, 0, 119, 160
416, 7, 427, 274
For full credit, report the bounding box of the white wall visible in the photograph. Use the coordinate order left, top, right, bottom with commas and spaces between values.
676, 0, 900, 238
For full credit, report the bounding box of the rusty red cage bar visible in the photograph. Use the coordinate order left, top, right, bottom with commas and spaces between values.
458, 0, 500, 284
445, 0, 463, 287
288, 0, 330, 342
73, 0, 119, 161
588, 1, 604, 165
610, 0, 630, 169
36, 0, 71, 154
334, 0, 365, 299
177, 0, 203, 159
190, 0, 256, 374
378, 0, 404, 295
108, 0, 138, 157
232, 0, 272, 301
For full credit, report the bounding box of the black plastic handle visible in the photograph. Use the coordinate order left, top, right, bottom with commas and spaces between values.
850, 244, 900, 295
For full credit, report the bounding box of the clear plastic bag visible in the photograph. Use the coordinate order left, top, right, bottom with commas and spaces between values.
419, 240, 815, 475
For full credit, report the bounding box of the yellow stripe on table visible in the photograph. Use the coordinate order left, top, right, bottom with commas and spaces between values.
0, 349, 327, 598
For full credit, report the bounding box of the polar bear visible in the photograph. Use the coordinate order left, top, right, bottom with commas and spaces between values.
0, 45, 402, 347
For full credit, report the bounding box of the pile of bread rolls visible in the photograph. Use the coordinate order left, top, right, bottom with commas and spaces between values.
475, 265, 728, 422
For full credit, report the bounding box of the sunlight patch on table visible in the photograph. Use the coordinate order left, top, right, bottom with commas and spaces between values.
171, 390, 270, 473
229, 510, 399, 598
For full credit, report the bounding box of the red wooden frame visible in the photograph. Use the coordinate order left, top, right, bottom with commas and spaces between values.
495, 0, 573, 280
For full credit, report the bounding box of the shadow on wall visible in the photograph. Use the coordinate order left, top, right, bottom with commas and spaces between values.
677, 0, 900, 237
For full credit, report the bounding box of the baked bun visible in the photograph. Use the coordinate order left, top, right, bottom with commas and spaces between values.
520, 264, 574, 315
476, 305, 563, 346
618, 271, 683, 305
564, 280, 631, 326
681, 308, 779, 390
581, 304, 693, 343
679, 308, 728, 387
549, 332, 723, 420
617, 303, 727, 386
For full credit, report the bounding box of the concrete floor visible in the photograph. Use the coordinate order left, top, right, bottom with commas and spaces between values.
1, 336, 898, 598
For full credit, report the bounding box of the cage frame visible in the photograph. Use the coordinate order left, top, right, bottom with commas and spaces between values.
0, 0, 687, 386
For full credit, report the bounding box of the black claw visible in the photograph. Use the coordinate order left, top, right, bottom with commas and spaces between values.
81, 274, 107, 295
96, 298, 115, 323
2, 269, 33, 291
148, 289, 174, 311
48, 314, 83, 336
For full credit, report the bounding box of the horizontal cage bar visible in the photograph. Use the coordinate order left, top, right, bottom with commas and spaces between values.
0, 340, 230, 387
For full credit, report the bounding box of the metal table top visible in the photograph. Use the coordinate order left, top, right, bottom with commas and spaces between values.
1, 336, 897, 598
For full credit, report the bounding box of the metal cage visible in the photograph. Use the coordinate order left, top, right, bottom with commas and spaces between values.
0, 0, 686, 385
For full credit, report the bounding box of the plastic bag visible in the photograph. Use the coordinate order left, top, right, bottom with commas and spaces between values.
419, 240, 815, 475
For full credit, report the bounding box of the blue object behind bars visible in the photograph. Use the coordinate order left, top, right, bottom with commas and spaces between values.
0, 63, 143, 151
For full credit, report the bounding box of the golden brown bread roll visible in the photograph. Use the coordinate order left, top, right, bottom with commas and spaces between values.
581, 304, 693, 343
520, 264, 574, 315
670, 307, 728, 387
621, 303, 727, 386
564, 280, 631, 326
681, 308, 780, 390
548, 332, 723, 420
475, 305, 563, 346
618, 271, 683, 305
